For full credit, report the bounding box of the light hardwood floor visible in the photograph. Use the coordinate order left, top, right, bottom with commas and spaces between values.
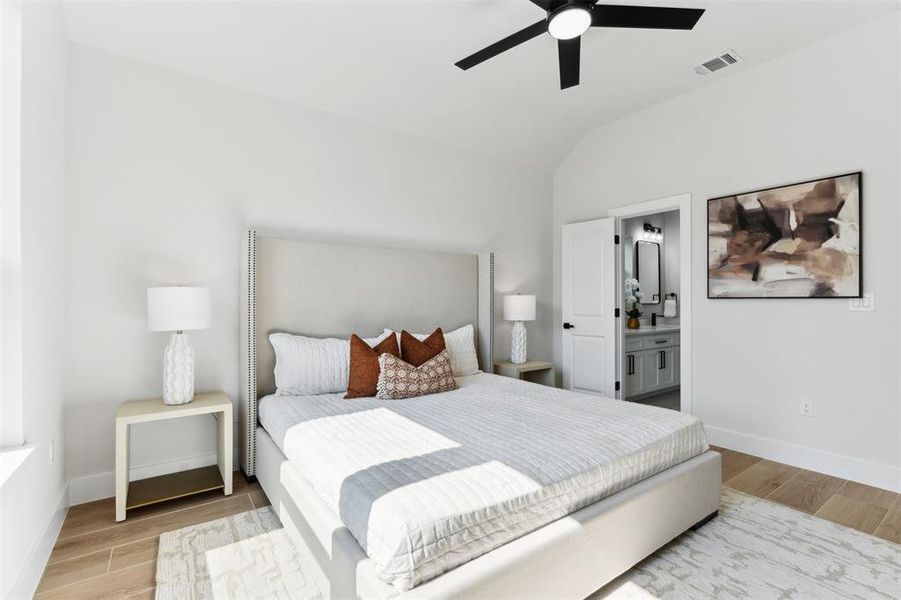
711, 445, 900, 542
34, 475, 269, 599
631, 389, 680, 411
36, 450, 900, 598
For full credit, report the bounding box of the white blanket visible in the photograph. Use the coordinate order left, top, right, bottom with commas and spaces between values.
258, 373, 708, 592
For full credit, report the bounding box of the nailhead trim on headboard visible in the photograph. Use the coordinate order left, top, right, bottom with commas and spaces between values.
244, 229, 257, 476
477, 251, 495, 374
488, 252, 495, 371
488, 252, 494, 366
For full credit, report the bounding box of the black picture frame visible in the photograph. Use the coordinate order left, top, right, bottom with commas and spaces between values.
707, 171, 862, 299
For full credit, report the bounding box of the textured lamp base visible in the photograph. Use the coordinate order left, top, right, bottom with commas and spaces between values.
163, 332, 195, 405
511, 320, 527, 364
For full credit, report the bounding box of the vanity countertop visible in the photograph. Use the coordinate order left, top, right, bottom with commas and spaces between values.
625, 325, 680, 336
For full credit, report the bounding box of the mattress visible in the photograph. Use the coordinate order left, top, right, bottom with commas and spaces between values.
258, 373, 708, 592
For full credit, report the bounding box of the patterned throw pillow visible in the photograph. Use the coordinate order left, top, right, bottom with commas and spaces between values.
376, 350, 457, 399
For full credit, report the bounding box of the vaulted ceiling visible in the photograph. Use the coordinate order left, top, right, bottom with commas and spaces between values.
63, 1, 898, 168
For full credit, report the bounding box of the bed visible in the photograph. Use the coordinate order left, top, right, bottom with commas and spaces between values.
240, 231, 721, 599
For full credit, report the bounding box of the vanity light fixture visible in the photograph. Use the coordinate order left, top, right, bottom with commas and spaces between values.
643, 222, 663, 242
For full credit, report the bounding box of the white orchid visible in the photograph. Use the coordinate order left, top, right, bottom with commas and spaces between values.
624, 278, 644, 316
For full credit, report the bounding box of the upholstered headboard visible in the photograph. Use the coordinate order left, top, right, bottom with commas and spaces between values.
239, 230, 494, 476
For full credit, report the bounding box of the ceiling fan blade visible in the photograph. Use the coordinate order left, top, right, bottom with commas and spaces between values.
527, 0, 551, 8
455, 19, 548, 71
558, 37, 580, 90
591, 5, 705, 30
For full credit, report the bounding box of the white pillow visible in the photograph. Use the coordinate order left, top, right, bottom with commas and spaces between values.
384, 324, 480, 377
270, 331, 390, 396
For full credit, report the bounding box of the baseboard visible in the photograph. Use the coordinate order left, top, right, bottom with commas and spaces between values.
706, 425, 901, 493
68, 445, 237, 506
9, 483, 68, 599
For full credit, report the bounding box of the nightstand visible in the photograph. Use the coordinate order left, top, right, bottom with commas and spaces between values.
115, 392, 233, 522
494, 360, 556, 387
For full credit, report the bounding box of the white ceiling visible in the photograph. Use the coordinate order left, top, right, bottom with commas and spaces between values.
63, 1, 898, 169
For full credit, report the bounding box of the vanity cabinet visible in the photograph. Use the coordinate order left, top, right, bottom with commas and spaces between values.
624, 332, 679, 398
624, 350, 646, 397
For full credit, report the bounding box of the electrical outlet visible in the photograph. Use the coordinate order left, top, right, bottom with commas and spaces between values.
849, 293, 875, 312
799, 399, 813, 418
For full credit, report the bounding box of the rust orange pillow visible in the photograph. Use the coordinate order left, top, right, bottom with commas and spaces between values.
400, 328, 446, 367
345, 334, 400, 399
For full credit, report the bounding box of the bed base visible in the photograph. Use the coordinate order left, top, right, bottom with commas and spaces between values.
691, 510, 719, 531
256, 426, 722, 600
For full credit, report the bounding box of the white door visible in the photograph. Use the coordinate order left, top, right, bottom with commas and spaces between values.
673, 347, 681, 386
561, 218, 617, 396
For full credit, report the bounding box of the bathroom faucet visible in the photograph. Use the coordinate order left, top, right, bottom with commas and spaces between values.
651, 312, 658, 326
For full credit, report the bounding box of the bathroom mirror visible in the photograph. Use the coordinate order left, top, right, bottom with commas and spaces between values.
635, 241, 660, 305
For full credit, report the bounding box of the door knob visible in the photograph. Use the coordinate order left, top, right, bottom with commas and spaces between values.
563, 322, 575, 329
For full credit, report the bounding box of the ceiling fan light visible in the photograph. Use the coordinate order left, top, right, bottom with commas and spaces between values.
548, 5, 592, 40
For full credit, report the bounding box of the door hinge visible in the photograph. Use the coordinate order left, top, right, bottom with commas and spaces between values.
615, 308, 620, 318
615, 381, 621, 392
614, 234, 620, 245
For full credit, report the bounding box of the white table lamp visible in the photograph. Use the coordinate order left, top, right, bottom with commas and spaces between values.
503, 294, 536, 365
148, 286, 210, 405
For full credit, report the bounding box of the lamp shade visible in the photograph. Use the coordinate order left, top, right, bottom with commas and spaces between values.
503, 294, 536, 322
147, 287, 210, 332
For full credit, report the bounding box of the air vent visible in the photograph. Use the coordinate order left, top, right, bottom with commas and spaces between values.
694, 50, 742, 76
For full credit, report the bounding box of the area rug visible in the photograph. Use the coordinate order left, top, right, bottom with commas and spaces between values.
156, 506, 321, 600
156, 489, 900, 599
591, 488, 900, 599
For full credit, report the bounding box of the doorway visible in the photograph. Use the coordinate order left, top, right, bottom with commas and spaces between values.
610, 194, 692, 414
621, 210, 681, 410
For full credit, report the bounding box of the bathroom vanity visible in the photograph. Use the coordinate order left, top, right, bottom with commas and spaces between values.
623, 326, 680, 399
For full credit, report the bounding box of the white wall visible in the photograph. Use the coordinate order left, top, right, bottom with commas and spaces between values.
65, 45, 553, 502
663, 210, 680, 307
554, 13, 900, 490
0, 2, 69, 597
0, 0, 24, 451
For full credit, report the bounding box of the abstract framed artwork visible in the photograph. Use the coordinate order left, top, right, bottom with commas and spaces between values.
708, 172, 861, 298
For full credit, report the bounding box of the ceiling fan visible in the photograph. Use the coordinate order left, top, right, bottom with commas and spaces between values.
455, 1, 705, 90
